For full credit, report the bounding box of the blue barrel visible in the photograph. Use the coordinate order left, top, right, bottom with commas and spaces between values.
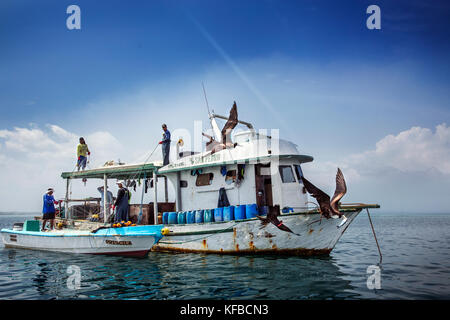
235, 205, 246, 220
177, 211, 186, 224
260, 206, 269, 216
162, 212, 169, 224
245, 204, 259, 219
186, 211, 196, 224
204, 209, 214, 223
214, 207, 224, 222
195, 210, 204, 223
223, 206, 235, 221
168, 212, 178, 224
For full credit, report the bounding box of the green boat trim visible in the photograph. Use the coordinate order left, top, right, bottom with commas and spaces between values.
61, 162, 161, 180
161, 203, 380, 237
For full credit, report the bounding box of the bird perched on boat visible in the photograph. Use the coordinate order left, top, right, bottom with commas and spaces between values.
257, 205, 299, 235
301, 168, 348, 227
208, 102, 239, 154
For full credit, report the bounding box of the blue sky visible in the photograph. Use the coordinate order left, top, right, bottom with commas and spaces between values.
1, 0, 450, 212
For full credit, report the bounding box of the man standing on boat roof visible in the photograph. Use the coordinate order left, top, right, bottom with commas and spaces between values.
76, 137, 90, 171
159, 124, 171, 166
112, 181, 130, 223
42, 188, 62, 231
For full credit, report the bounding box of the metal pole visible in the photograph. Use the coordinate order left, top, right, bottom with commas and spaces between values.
366, 208, 382, 264
164, 176, 168, 203
103, 173, 108, 224
65, 178, 70, 220
153, 171, 158, 225
138, 173, 146, 224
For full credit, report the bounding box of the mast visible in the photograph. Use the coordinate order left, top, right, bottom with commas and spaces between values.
202, 82, 222, 142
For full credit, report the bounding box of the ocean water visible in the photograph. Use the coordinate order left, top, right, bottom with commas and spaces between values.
0, 211, 449, 300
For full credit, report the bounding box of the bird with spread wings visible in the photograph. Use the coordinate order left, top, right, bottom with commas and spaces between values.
301, 168, 348, 226
204, 101, 239, 154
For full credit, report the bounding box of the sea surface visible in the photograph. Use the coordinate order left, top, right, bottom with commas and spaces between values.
0, 211, 449, 300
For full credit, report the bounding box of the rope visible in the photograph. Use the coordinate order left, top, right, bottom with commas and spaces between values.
366, 208, 382, 264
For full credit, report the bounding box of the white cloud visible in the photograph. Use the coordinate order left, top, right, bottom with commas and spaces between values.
349, 123, 450, 175
0, 125, 124, 212
303, 123, 450, 212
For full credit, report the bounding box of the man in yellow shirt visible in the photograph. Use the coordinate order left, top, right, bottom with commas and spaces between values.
77, 137, 90, 171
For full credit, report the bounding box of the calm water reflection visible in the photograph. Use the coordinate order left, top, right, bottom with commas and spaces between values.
1, 212, 449, 299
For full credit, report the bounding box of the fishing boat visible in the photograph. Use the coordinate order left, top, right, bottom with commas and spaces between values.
1, 224, 165, 258
1, 103, 380, 257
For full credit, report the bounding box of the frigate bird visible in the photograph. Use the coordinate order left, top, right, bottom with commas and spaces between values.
257, 205, 299, 235
208, 102, 239, 154
301, 168, 348, 227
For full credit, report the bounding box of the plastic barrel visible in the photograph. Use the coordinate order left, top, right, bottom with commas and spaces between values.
162, 212, 169, 224
204, 209, 214, 223
214, 207, 224, 222
195, 210, 204, 223
223, 206, 235, 221
168, 212, 178, 224
186, 211, 196, 224
177, 211, 186, 224
260, 206, 269, 216
245, 204, 259, 219
234, 205, 246, 220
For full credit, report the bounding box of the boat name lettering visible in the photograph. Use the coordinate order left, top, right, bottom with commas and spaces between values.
166, 153, 222, 170
105, 240, 132, 246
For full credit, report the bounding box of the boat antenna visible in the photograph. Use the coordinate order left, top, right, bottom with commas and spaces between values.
202, 82, 212, 117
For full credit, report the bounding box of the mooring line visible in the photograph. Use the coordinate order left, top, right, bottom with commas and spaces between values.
366, 208, 382, 264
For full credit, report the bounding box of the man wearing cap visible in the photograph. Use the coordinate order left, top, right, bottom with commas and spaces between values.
42, 188, 62, 231
159, 124, 171, 166
97, 186, 114, 220
112, 181, 130, 223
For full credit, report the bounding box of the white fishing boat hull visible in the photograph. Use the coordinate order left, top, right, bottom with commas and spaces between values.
1, 225, 164, 258
153, 210, 361, 255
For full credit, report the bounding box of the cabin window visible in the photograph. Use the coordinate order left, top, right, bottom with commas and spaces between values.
180, 180, 188, 188
225, 170, 236, 184
279, 165, 296, 183
196, 173, 214, 186
294, 164, 304, 183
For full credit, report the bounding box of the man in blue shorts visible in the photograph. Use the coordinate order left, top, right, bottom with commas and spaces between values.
42, 188, 62, 231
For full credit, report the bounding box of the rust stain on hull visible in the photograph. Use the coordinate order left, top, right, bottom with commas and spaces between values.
152, 245, 332, 256
264, 231, 275, 238
308, 229, 314, 235
202, 239, 208, 249
249, 241, 255, 251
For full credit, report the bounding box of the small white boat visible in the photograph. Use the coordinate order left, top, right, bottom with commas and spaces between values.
1, 225, 165, 258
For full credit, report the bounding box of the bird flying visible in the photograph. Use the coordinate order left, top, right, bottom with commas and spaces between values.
301, 168, 348, 219
257, 205, 299, 235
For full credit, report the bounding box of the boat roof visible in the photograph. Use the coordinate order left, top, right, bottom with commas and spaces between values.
61, 162, 161, 180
